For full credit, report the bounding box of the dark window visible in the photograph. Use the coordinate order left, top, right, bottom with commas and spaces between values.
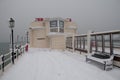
50, 20, 64, 32
59, 20, 64, 32
50, 20, 57, 27
59, 20, 64, 28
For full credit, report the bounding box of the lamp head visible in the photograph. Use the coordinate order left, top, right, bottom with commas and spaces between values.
9, 18, 15, 29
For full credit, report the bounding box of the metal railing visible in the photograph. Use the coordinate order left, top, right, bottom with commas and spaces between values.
90, 30, 120, 55
74, 35, 88, 53
66, 30, 120, 54
0, 44, 26, 72
66, 37, 73, 49
66, 34, 88, 53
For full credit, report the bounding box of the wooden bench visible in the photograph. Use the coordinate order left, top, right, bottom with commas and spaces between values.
113, 54, 120, 67
86, 53, 114, 70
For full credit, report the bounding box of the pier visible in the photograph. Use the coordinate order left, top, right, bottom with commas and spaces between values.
0, 48, 120, 80
0, 30, 120, 80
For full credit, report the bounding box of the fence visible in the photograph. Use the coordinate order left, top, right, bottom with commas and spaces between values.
66, 30, 120, 55
66, 37, 73, 49
0, 44, 26, 72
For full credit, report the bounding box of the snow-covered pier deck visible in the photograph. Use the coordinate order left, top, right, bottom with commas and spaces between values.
0, 48, 120, 80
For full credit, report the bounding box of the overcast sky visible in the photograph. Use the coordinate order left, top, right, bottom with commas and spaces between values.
0, 0, 120, 42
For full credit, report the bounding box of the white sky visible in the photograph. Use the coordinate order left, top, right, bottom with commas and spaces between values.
0, 0, 120, 42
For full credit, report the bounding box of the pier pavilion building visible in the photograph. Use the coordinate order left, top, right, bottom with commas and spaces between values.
29, 17, 77, 50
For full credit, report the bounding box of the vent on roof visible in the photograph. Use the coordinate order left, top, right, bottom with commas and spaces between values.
66, 18, 72, 22
35, 18, 44, 21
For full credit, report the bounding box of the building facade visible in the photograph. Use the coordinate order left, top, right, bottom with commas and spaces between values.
29, 17, 77, 50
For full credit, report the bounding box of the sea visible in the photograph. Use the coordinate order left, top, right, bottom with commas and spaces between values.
0, 42, 26, 55
0, 42, 10, 55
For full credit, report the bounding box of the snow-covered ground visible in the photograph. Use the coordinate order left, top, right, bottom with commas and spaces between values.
0, 48, 120, 80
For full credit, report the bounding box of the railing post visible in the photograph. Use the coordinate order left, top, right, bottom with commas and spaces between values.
110, 33, 113, 55
20, 47, 21, 54
14, 51, 16, 59
80, 37, 81, 54
2, 55, 4, 72
95, 35, 98, 52
72, 34, 75, 53
76, 36, 78, 49
22, 47, 23, 54
83, 37, 85, 49
87, 30, 91, 54
102, 34, 105, 53
17, 48, 19, 58
23, 46, 24, 53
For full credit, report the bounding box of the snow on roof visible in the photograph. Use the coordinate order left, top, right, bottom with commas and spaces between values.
44, 17, 64, 21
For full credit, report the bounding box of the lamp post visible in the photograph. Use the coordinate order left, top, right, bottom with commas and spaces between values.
9, 18, 15, 64
26, 31, 29, 43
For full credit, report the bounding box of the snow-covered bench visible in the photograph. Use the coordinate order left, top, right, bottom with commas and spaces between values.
86, 53, 114, 70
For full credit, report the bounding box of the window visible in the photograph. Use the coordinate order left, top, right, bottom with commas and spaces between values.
50, 20, 57, 27
59, 20, 64, 32
50, 20, 64, 32
59, 20, 64, 28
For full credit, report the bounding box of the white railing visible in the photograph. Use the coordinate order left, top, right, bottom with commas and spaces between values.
0, 44, 27, 72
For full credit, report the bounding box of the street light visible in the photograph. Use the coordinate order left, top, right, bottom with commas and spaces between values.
9, 18, 15, 64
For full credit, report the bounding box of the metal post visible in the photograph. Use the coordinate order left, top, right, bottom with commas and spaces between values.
72, 34, 75, 53
77, 37, 78, 48
87, 30, 91, 54
102, 35, 105, 53
110, 33, 113, 55
80, 37, 81, 54
95, 35, 98, 52
27, 31, 29, 43
2, 55, 4, 72
83, 37, 85, 49
90, 38, 92, 53
11, 29, 14, 64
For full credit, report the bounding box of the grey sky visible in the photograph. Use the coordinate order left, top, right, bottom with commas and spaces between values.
0, 0, 120, 42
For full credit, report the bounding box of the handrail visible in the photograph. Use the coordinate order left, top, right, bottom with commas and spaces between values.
4, 52, 11, 57
66, 30, 120, 54
4, 56, 12, 63
0, 44, 27, 71
91, 30, 120, 35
